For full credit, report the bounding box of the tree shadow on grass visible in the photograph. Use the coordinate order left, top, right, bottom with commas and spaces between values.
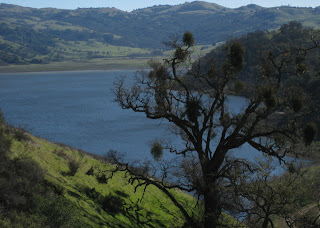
121, 199, 166, 228
76, 184, 168, 227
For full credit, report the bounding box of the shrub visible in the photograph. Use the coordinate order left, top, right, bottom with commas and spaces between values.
53, 149, 69, 159
0, 211, 45, 228
85, 166, 94, 176
0, 111, 11, 156
99, 194, 124, 214
67, 158, 80, 176
43, 180, 64, 195
13, 126, 29, 142
96, 173, 107, 184
32, 194, 85, 228
84, 187, 102, 201
0, 158, 45, 211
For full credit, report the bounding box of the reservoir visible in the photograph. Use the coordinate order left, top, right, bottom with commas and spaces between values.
0, 70, 259, 162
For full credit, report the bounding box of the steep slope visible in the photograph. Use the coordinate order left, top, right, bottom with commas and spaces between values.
0, 124, 198, 227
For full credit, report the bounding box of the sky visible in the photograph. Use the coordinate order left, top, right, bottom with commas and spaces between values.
0, 0, 319, 11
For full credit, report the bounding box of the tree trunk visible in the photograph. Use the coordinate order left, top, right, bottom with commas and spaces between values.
262, 217, 269, 228
203, 187, 221, 228
200, 157, 222, 228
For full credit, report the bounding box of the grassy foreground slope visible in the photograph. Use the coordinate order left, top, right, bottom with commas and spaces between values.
4, 128, 198, 227
5, 125, 320, 227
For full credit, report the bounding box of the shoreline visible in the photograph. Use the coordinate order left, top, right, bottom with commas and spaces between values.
0, 68, 144, 75
0, 65, 148, 74
0, 58, 152, 74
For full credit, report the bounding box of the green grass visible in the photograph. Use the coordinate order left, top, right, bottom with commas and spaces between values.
33, 20, 88, 31
57, 40, 153, 58
9, 133, 199, 227
0, 44, 215, 73
0, 58, 150, 73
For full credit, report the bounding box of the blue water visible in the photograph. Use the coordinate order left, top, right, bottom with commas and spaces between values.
0, 70, 259, 162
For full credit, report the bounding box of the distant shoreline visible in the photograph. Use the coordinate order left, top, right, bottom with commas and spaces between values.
0, 59, 151, 74
0, 68, 142, 75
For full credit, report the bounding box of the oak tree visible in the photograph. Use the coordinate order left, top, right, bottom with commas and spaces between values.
112, 31, 319, 227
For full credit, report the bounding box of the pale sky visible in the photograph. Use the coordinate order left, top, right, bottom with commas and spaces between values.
0, 0, 318, 11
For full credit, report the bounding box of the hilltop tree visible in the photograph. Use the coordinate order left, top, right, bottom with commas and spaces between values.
113, 31, 319, 227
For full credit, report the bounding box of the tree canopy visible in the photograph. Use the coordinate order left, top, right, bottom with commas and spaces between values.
112, 26, 319, 227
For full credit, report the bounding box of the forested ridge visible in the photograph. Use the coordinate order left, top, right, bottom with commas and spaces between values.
1, 2, 320, 65
198, 21, 320, 142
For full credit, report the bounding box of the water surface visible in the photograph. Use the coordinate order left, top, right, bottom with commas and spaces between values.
0, 70, 257, 162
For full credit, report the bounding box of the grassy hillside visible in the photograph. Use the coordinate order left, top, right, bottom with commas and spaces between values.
4, 126, 320, 226
0, 44, 214, 73
1, 124, 201, 227
1, 2, 320, 68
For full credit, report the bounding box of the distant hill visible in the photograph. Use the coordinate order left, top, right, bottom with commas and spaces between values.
1, 1, 320, 64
